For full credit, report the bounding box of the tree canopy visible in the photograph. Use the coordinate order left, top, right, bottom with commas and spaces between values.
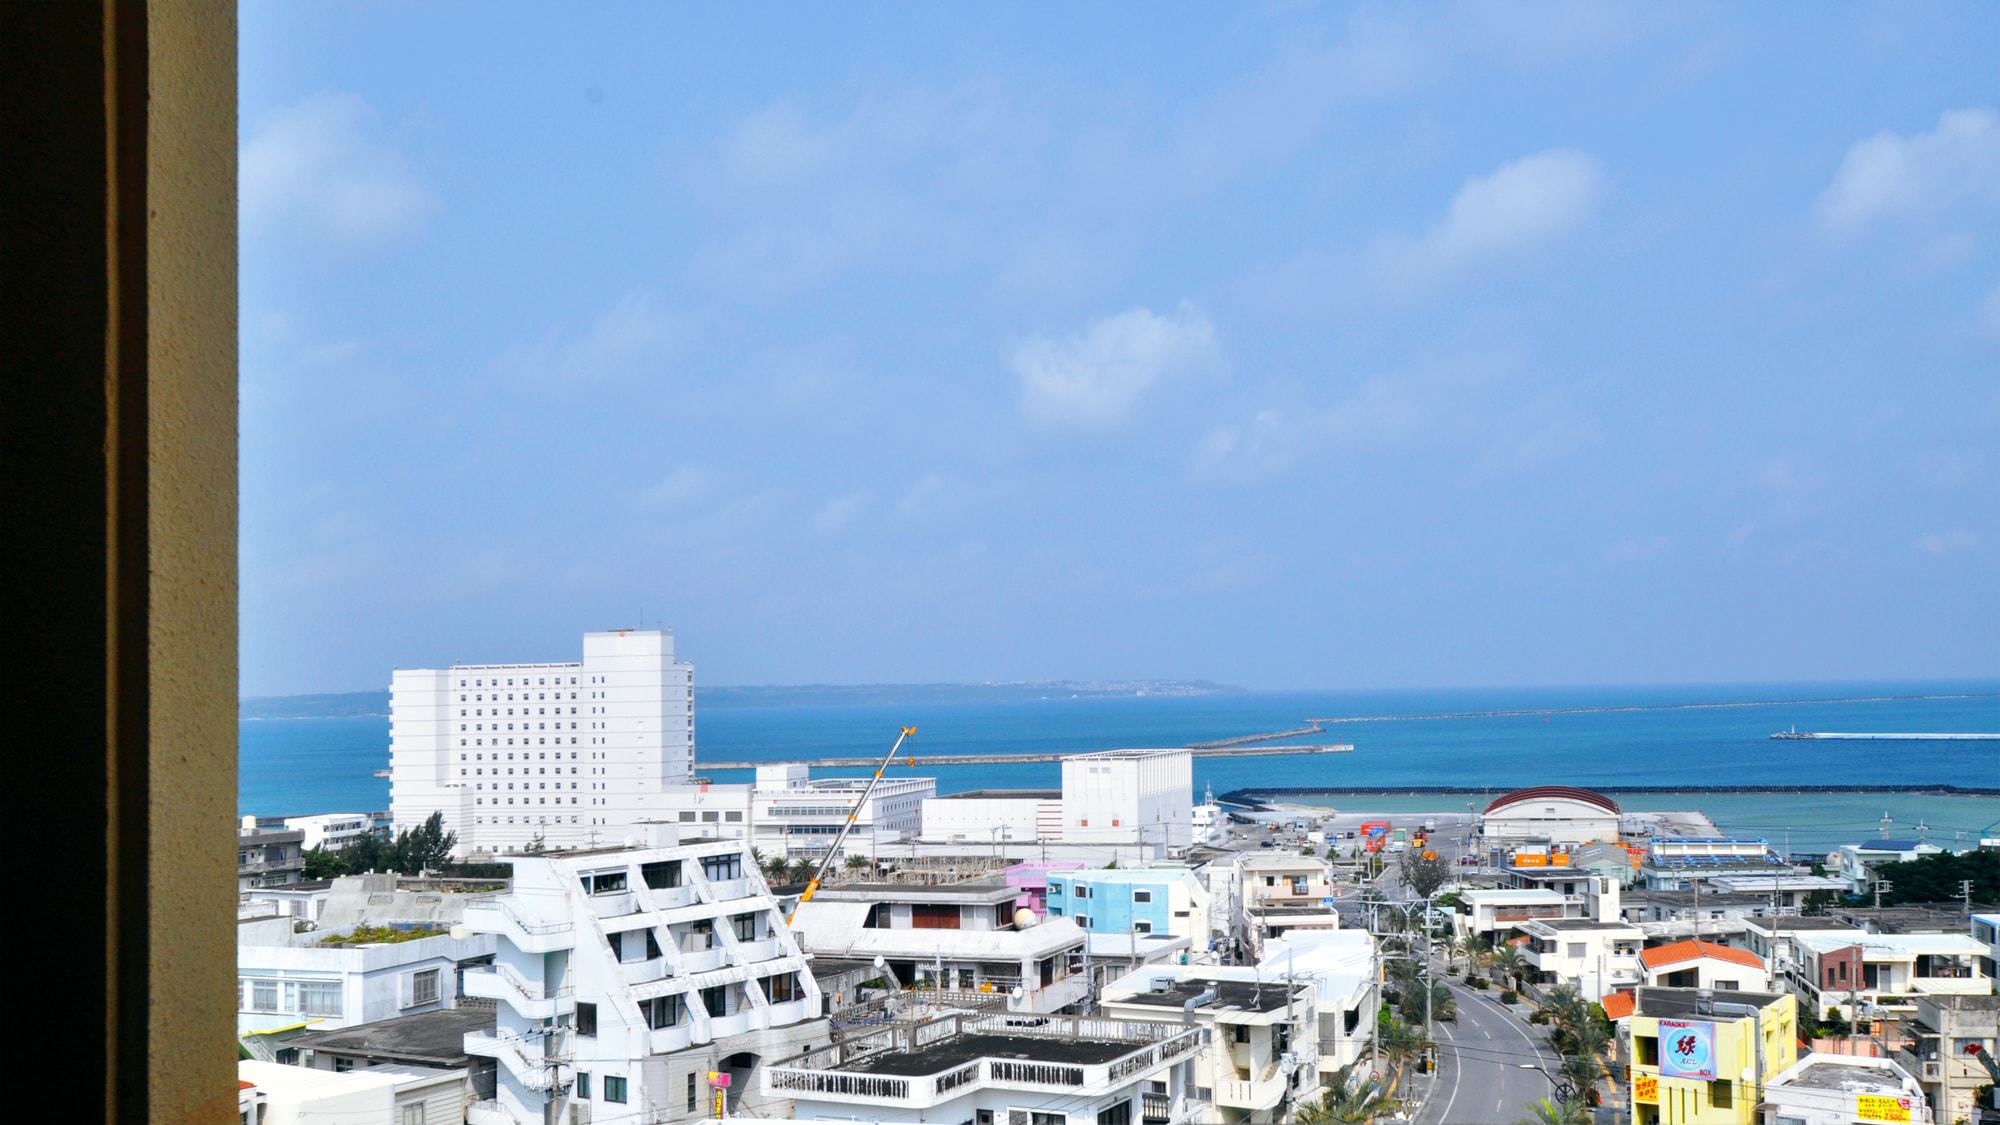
1872, 849, 1999, 905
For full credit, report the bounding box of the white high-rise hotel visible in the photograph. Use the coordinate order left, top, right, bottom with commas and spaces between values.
390, 629, 693, 856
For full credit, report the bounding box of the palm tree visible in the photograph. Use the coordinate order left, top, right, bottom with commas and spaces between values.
761, 855, 790, 883
1396, 980, 1457, 1026
1558, 1051, 1603, 1096
1513, 1096, 1590, 1125
842, 853, 871, 880
1449, 934, 1479, 974
1539, 984, 1584, 1030
786, 857, 818, 884
1377, 1015, 1434, 1084
1490, 944, 1529, 991
1295, 1065, 1397, 1124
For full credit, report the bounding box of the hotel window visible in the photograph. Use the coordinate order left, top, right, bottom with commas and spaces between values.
701, 854, 743, 881
763, 972, 799, 1002
295, 980, 342, 1017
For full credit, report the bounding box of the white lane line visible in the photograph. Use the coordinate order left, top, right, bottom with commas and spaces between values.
1431, 1009, 1462, 1125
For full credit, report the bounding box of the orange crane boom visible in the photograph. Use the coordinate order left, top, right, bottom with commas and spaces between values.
784, 725, 915, 926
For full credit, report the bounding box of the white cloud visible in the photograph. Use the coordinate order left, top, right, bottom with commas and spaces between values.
1011, 302, 1218, 426
1604, 537, 1668, 562
241, 91, 436, 250
640, 467, 711, 507
1915, 529, 1979, 556
814, 492, 868, 534
502, 293, 687, 382
1370, 150, 1607, 291
1815, 108, 2000, 235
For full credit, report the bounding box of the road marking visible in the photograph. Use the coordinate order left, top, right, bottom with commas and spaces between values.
1431, 1012, 1462, 1124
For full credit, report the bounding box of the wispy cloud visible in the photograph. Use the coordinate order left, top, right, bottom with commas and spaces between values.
241, 91, 436, 252
1368, 149, 1608, 292
1011, 302, 1219, 426
1915, 529, 1979, 556
1815, 108, 2000, 235
639, 466, 712, 507
814, 491, 868, 534
501, 293, 687, 382
1604, 536, 1668, 562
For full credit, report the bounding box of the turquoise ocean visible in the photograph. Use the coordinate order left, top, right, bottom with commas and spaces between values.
241, 680, 1999, 856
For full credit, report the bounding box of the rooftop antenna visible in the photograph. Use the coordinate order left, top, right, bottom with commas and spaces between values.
1878, 811, 1894, 839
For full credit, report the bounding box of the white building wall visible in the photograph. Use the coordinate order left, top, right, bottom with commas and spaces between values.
921, 796, 1052, 843
388, 629, 694, 857
1060, 750, 1193, 853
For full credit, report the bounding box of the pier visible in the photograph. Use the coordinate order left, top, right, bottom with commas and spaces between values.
1769, 731, 1997, 741
697, 742, 1355, 771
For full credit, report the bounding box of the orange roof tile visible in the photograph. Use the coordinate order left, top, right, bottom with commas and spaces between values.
1639, 939, 1765, 971
1600, 991, 1636, 1020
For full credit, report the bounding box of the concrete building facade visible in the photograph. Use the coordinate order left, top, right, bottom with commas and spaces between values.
389, 629, 694, 857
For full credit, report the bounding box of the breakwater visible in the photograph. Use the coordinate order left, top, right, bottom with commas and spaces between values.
700, 742, 1355, 771
1219, 782, 2000, 806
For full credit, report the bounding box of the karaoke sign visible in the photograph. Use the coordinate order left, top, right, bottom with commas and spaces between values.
1657, 1019, 1718, 1081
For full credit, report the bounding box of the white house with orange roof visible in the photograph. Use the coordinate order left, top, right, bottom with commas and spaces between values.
1638, 939, 1771, 992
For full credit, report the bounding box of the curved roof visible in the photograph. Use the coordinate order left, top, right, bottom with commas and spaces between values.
1484, 786, 1620, 815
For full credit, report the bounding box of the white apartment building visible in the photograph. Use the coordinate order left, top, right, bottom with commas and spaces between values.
1101, 972, 1320, 1122
460, 827, 824, 1125
236, 914, 497, 1038
1789, 930, 1992, 1020
389, 629, 694, 857
1637, 939, 1772, 992
766, 1010, 1203, 1125
789, 881, 1092, 1013
1829, 838, 1946, 895
284, 812, 373, 852
1062, 749, 1194, 854
1518, 918, 1644, 1001
658, 763, 934, 862
1227, 854, 1342, 958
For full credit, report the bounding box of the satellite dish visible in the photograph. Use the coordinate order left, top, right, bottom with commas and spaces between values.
449, 924, 467, 941
1014, 908, 1038, 928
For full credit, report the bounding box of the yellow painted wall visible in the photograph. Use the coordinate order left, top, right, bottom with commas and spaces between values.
1627, 995, 1797, 1125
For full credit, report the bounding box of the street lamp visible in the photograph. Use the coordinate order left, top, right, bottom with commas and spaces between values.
1516, 1062, 1577, 1102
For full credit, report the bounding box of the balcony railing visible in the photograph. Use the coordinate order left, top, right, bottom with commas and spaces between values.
764, 1011, 1200, 1108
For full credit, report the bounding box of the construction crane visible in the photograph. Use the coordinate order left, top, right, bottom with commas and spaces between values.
784, 725, 916, 926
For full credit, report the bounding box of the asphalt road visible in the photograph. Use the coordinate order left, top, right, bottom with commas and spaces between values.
1416, 981, 1563, 1125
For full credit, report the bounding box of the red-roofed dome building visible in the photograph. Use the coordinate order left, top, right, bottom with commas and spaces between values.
1479, 786, 1621, 847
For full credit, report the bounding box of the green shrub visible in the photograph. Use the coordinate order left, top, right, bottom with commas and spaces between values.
1499, 991, 1519, 1004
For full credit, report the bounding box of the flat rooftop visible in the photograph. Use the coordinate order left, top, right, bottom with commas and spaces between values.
1781, 1058, 1909, 1093
1528, 919, 1641, 931
1634, 986, 1788, 1019
1114, 979, 1301, 1015
842, 1033, 1140, 1076
816, 879, 1015, 902
1741, 915, 1867, 932
940, 789, 1062, 800
288, 1005, 496, 1065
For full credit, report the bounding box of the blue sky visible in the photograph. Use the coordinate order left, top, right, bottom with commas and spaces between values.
239, 3, 2000, 696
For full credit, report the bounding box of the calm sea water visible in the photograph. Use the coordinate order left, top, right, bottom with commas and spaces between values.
241, 681, 1999, 854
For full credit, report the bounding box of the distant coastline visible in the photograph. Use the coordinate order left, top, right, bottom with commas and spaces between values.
239, 678, 1248, 720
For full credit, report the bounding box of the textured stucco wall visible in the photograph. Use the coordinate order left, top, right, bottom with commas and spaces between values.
147, 2, 237, 1118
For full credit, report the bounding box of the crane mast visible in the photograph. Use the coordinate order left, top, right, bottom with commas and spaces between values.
784, 725, 916, 926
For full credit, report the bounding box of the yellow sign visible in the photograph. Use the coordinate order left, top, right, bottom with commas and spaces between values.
1856, 1094, 1913, 1123
1633, 1075, 1658, 1104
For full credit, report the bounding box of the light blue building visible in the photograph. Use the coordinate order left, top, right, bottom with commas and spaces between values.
1044, 868, 1209, 939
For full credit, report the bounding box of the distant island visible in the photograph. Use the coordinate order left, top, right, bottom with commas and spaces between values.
240, 679, 1245, 719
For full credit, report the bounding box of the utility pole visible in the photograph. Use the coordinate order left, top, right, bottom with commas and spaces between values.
1961, 879, 1976, 918
1873, 878, 1892, 913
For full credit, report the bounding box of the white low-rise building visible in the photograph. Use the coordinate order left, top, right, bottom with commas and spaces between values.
1830, 838, 1946, 895
657, 763, 934, 863
1518, 918, 1644, 1001
766, 1010, 1203, 1124
1759, 1053, 1932, 1125
1636, 939, 1772, 992
285, 812, 374, 852
460, 827, 825, 1124
1789, 930, 1993, 1020
1454, 888, 1578, 940
237, 914, 496, 1038
1230, 854, 1342, 959
920, 788, 1064, 847
1101, 974, 1318, 1122
789, 880, 1091, 1013
239, 1060, 468, 1125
